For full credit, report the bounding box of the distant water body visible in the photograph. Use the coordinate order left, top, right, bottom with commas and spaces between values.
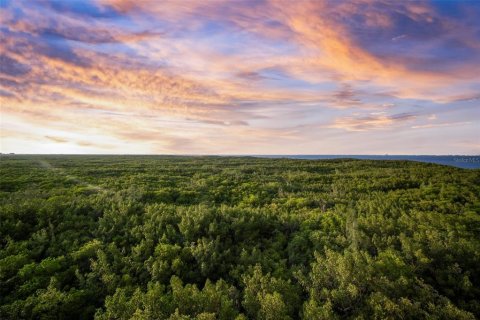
257, 155, 480, 169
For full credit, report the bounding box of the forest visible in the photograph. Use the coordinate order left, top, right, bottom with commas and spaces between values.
1, 155, 479, 319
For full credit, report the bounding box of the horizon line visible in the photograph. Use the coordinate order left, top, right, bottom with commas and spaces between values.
2, 153, 480, 157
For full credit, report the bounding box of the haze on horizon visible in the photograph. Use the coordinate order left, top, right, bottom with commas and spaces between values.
1, 0, 479, 155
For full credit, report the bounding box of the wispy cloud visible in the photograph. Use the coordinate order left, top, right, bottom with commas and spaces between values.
45, 135, 68, 143
331, 113, 416, 132
412, 122, 471, 129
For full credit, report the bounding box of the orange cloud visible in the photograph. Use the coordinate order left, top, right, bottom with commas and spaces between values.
330, 113, 416, 132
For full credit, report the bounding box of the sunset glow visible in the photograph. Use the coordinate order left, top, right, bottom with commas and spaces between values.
1, 0, 479, 154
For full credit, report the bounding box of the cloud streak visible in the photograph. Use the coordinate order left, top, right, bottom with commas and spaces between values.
330, 113, 417, 132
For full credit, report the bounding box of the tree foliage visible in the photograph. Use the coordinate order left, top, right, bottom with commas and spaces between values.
1, 155, 479, 319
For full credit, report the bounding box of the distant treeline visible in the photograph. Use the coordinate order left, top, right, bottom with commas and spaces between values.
1, 156, 479, 319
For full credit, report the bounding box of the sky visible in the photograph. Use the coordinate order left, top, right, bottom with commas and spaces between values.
1, 0, 479, 155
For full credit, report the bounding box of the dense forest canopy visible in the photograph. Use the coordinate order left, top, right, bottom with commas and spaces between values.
1, 155, 479, 319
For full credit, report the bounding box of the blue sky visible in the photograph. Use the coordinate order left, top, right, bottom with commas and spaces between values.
1, 0, 479, 154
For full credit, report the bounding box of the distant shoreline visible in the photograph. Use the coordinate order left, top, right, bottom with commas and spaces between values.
256, 155, 480, 169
